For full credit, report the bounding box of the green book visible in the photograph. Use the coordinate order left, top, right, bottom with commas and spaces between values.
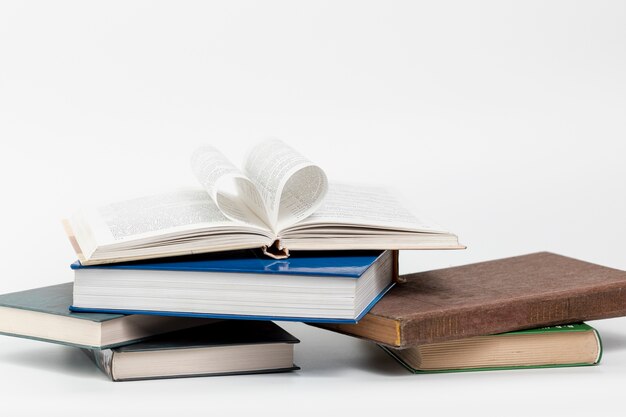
381, 323, 602, 373
83, 320, 300, 381
0, 282, 216, 349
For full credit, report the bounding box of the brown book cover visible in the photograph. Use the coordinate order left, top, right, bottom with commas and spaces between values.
312, 252, 626, 348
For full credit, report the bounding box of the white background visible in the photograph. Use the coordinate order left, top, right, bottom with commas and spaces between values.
1, 1, 625, 416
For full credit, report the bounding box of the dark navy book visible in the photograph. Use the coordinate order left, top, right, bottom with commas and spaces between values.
85, 320, 300, 381
71, 250, 397, 323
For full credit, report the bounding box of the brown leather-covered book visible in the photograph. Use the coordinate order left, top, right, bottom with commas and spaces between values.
312, 252, 626, 348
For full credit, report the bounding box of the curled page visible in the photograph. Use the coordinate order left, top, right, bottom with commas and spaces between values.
243, 139, 328, 232
295, 183, 449, 232
191, 146, 270, 228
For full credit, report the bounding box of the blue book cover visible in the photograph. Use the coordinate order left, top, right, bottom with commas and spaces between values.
70, 250, 396, 324
71, 249, 385, 278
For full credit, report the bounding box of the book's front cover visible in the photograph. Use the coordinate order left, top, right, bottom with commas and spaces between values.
71, 249, 386, 278
0, 282, 123, 322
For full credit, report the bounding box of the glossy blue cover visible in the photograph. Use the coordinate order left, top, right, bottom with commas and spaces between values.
69, 281, 394, 324
71, 250, 385, 278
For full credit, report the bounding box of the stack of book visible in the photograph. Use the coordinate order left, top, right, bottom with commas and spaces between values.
1, 140, 625, 380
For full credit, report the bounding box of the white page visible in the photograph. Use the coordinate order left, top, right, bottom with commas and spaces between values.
292, 183, 449, 233
82, 189, 239, 245
191, 146, 270, 229
243, 139, 328, 232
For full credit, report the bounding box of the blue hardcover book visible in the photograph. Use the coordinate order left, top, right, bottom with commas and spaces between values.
71, 250, 397, 323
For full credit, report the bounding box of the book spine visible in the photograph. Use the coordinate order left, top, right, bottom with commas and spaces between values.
391, 250, 401, 283
81, 348, 116, 381
400, 283, 626, 347
592, 328, 603, 364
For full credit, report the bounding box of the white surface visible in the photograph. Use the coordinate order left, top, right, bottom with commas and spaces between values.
1, 1, 625, 416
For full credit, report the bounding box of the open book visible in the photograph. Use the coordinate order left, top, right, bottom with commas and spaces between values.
66, 139, 462, 265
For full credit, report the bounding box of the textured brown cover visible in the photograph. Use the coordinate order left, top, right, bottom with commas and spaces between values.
313, 252, 626, 348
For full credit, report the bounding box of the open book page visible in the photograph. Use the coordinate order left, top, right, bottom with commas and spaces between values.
69, 189, 270, 256
191, 146, 270, 229
285, 183, 449, 233
243, 139, 328, 232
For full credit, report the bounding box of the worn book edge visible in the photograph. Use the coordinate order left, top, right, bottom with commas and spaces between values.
62, 219, 87, 264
